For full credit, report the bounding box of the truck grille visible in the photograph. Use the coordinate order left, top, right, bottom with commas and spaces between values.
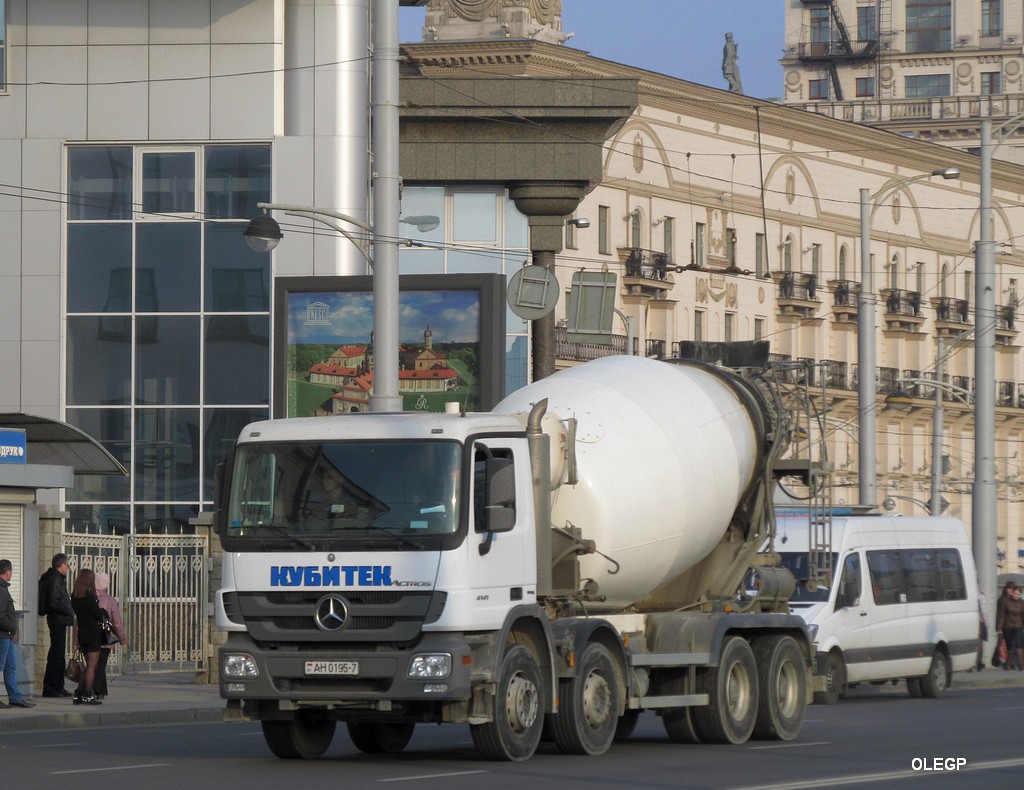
234, 590, 444, 643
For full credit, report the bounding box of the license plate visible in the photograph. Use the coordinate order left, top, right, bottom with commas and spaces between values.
305, 660, 359, 676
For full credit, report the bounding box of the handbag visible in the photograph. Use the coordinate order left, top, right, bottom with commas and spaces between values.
65, 650, 84, 683
993, 635, 1009, 667
99, 609, 119, 646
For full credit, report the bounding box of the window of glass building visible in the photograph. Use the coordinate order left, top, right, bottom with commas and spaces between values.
905, 74, 951, 97
0, 0, 6, 92
397, 186, 529, 395
65, 144, 272, 535
906, 0, 951, 53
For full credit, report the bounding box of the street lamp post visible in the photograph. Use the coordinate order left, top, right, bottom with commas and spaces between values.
973, 114, 1024, 641
858, 167, 960, 509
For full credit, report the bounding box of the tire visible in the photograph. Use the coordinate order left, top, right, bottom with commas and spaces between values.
812, 652, 845, 706
471, 645, 545, 762
550, 642, 620, 755
658, 669, 702, 744
261, 712, 337, 759
919, 650, 951, 699
614, 709, 641, 742
907, 677, 924, 698
346, 722, 415, 754
691, 636, 759, 745
752, 635, 807, 741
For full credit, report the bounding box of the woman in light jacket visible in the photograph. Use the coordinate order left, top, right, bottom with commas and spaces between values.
93, 572, 127, 697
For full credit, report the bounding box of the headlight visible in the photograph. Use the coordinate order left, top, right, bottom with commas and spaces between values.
223, 653, 260, 678
407, 653, 451, 679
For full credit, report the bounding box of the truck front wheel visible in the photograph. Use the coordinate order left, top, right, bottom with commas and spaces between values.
261, 711, 337, 759
471, 645, 544, 762
691, 635, 758, 744
551, 642, 620, 755
346, 722, 415, 754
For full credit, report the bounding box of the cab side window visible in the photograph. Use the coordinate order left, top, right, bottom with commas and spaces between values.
473, 446, 515, 533
836, 552, 861, 609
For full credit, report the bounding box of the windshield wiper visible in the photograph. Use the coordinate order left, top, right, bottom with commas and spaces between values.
258, 524, 315, 551
350, 525, 426, 551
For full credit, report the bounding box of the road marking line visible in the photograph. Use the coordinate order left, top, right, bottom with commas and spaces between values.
737, 756, 1024, 789
30, 742, 84, 748
50, 763, 171, 775
748, 741, 831, 750
379, 770, 489, 783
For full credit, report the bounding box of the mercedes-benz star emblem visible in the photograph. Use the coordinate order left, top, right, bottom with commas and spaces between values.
314, 594, 350, 632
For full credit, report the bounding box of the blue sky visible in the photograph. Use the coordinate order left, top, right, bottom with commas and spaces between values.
399, 0, 786, 100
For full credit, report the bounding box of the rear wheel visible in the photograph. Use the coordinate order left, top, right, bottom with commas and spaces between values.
346, 722, 416, 754
752, 635, 807, 741
262, 712, 337, 759
919, 650, 950, 699
551, 642, 620, 755
813, 652, 845, 705
691, 636, 759, 744
471, 645, 545, 762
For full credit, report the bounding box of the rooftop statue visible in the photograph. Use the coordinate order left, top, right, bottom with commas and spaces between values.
722, 32, 744, 94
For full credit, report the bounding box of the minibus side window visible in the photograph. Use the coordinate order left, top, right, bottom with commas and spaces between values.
867, 550, 904, 605
835, 553, 861, 609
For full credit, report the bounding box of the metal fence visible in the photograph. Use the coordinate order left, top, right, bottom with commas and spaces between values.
61, 532, 210, 675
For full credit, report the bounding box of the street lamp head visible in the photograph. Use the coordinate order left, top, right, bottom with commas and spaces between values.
566, 217, 591, 229
932, 167, 960, 180
244, 213, 283, 253
399, 214, 441, 232
885, 388, 914, 411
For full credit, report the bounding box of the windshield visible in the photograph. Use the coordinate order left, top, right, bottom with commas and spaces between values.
779, 552, 835, 603
225, 440, 461, 545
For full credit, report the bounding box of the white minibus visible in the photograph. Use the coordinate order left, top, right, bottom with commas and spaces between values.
774, 513, 980, 703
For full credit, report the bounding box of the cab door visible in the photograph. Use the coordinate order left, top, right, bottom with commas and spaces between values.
825, 551, 874, 684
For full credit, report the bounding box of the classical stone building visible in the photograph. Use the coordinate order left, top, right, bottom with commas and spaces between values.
781, 0, 1024, 163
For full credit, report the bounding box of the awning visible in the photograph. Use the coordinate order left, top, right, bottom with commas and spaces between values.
0, 414, 127, 476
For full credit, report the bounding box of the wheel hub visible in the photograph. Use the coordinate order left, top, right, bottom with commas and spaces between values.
506, 673, 539, 733
582, 672, 611, 729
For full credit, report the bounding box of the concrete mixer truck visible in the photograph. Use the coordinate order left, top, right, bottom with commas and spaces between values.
214, 355, 818, 762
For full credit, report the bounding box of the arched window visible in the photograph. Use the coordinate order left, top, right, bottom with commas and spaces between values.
838, 245, 848, 280
889, 254, 900, 290
940, 262, 950, 298
784, 235, 794, 272
631, 211, 642, 248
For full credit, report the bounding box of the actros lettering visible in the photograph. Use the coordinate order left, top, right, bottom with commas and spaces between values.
270, 565, 393, 587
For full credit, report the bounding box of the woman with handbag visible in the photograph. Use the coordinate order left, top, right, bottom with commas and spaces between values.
70, 569, 104, 705
92, 572, 127, 698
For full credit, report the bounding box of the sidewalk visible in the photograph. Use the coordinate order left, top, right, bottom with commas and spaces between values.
0, 672, 224, 732
0, 666, 1020, 733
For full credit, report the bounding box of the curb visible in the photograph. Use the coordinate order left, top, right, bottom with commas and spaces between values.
0, 706, 224, 733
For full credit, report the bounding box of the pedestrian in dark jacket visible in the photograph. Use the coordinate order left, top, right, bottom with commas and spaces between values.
70, 568, 104, 705
997, 584, 1024, 672
38, 553, 74, 697
0, 559, 35, 707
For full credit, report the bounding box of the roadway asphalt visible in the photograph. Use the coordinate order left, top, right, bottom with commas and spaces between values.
1, 665, 1022, 733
